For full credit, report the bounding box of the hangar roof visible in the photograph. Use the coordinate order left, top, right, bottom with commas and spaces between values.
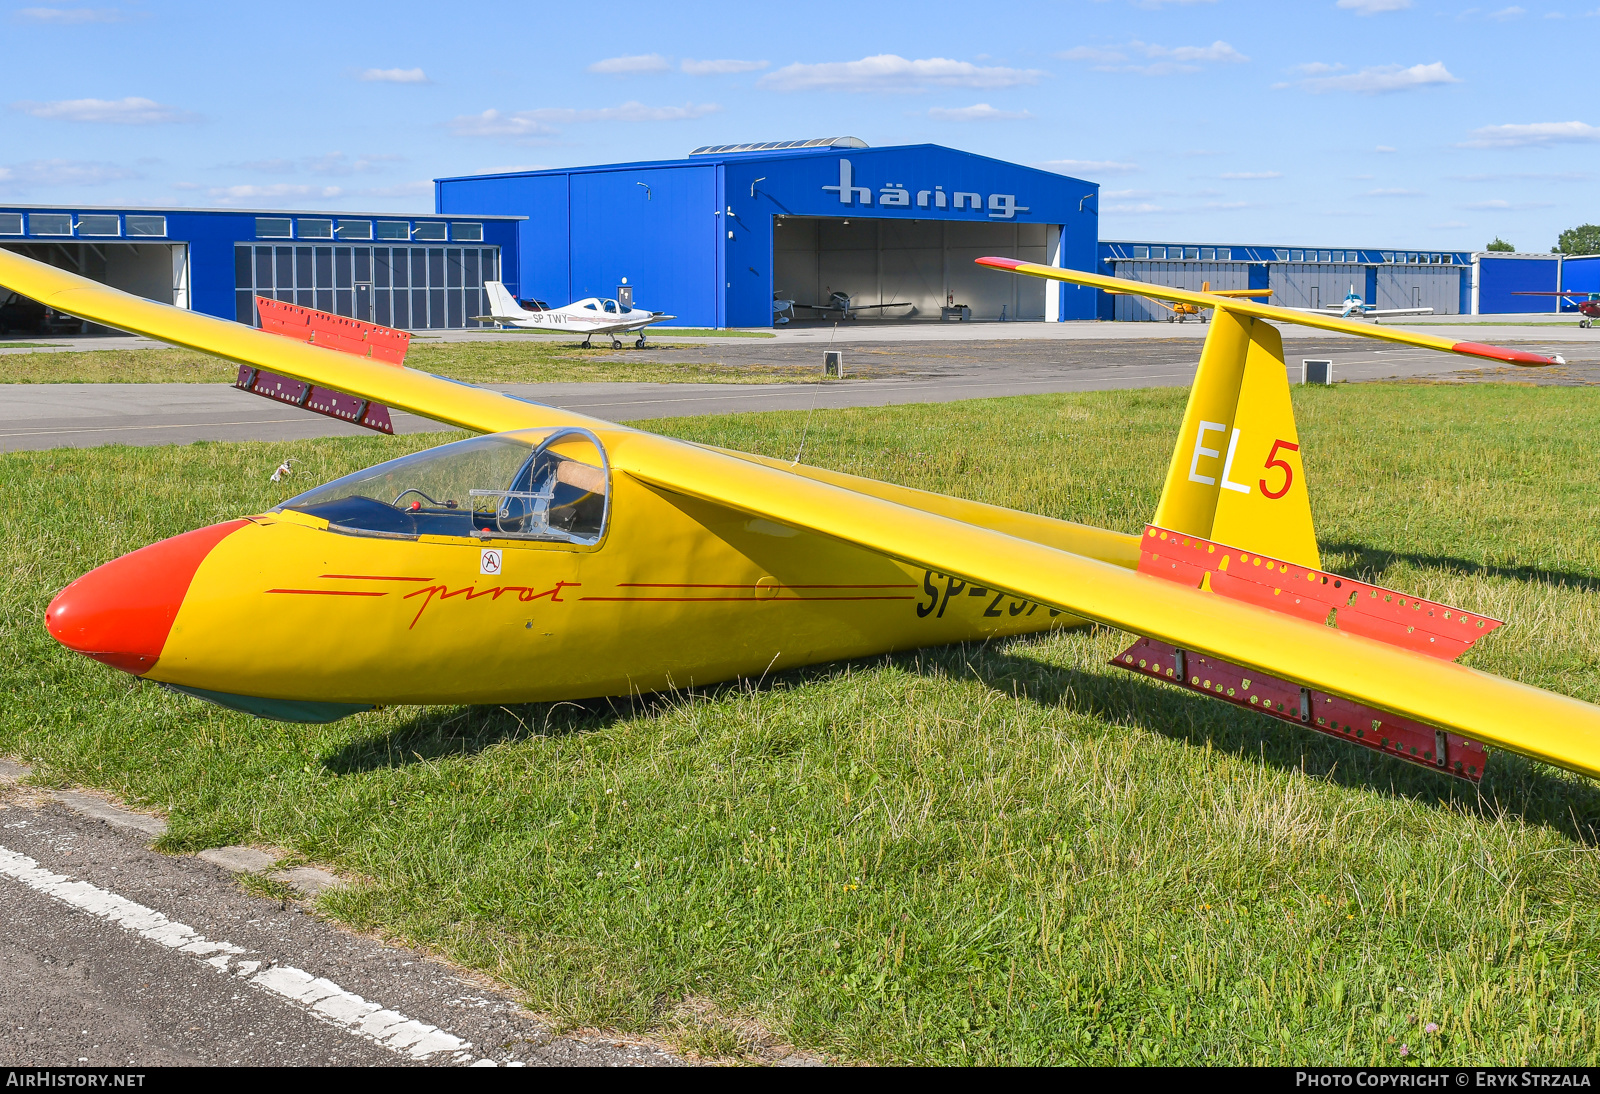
435, 143, 1091, 186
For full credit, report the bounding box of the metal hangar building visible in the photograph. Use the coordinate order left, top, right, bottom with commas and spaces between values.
0, 205, 522, 330
435, 138, 1102, 328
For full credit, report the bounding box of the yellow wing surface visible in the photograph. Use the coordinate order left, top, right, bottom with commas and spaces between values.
6, 248, 1600, 778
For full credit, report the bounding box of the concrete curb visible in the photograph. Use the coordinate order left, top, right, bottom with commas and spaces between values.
1, 758, 342, 897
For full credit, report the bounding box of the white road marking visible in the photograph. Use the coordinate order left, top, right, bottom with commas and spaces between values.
0, 844, 491, 1066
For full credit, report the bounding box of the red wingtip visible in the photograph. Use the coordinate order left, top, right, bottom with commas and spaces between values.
45, 519, 249, 675
1451, 341, 1563, 367
975, 256, 1025, 270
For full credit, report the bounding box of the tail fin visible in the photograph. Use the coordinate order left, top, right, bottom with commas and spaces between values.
1153, 308, 1320, 569
483, 281, 530, 319
1202, 281, 1210, 293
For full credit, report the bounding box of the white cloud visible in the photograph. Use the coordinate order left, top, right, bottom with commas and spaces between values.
1218, 170, 1282, 179
1449, 170, 1589, 180
1297, 62, 1460, 93
1461, 199, 1554, 210
1103, 202, 1166, 214
357, 180, 432, 198
1061, 39, 1247, 75
359, 67, 428, 83
588, 54, 671, 75
480, 164, 552, 174
0, 158, 139, 186
1142, 40, 1248, 63
1366, 187, 1422, 195
1375, 144, 1397, 152
1336, 0, 1412, 13
1035, 158, 1139, 176
448, 110, 557, 139
1102, 189, 1169, 199
12, 96, 195, 123
927, 103, 1032, 121
758, 54, 1042, 93
207, 183, 347, 202
231, 152, 401, 176
1459, 121, 1600, 147
1488, 5, 1525, 17
681, 58, 768, 75
450, 101, 721, 138
12, 6, 129, 22
1294, 62, 1345, 75
1057, 46, 1127, 63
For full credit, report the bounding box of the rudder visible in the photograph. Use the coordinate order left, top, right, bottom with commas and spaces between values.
1153, 308, 1320, 568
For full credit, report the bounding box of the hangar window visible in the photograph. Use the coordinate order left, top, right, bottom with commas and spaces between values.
77, 215, 119, 236
1274, 249, 1289, 260
126, 215, 166, 237
451, 223, 483, 242
1216, 248, 1231, 261
30, 213, 71, 235
256, 218, 292, 239
337, 220, 372, 240
280, 428, 609, 546
298, 219, 333, 240
1184, 247, 1199, 260
1132, 245, 1148, 259
413, 222, 447, 241
0, 213, 21, 235
376, 221, 410, 240
1318, 251, 1330, 262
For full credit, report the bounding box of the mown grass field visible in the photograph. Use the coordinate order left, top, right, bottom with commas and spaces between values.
0, 337, 811, 386
5, 383, 1600, 1064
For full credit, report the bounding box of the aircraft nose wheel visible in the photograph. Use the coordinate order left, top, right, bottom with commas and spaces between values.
634, 335, 648, 349
610, 338, 623, 349
1582, 319, 1592, 329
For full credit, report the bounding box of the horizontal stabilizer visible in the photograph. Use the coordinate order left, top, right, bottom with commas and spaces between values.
976, 257, 1566, 367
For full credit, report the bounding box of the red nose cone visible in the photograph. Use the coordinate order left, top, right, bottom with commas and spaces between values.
46, 520, 250, 675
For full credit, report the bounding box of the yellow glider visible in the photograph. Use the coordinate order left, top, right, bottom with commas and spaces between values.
6, 246, 1595, 785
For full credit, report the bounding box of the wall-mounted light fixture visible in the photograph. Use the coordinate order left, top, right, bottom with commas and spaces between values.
750, 176, 766, 198
1079, 193, 1095, 213
637, 182, 651, 200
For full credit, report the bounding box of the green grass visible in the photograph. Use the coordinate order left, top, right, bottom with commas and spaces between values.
6, 383, 1600, 1063
0, 341, 65, 349
0, 340, 815, 385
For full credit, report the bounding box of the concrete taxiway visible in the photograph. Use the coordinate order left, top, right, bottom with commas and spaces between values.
0, 761, 704, 1067
5, 334, 1594, 452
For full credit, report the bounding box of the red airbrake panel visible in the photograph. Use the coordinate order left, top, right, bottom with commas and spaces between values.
255, 296, 409, 365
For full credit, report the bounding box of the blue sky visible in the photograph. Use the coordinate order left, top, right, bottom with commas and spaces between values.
2, 0, 1593, 252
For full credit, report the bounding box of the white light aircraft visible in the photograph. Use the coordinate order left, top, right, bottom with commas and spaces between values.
472, 282, 676, 348
1296, 285, 1433, 321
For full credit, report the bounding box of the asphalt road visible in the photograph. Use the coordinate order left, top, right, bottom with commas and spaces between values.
0, 764, 688, 1068
6, 335, 1594, 452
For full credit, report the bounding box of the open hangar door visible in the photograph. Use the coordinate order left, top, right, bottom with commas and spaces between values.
1, 241, 188, 330
773, 217, 1051, 321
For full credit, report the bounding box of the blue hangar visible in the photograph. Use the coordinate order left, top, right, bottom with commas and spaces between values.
0, 205, 522, 330
435, 138, 1101, 327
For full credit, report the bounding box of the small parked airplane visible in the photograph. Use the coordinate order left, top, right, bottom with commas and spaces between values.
1297, 285, 1433, 321
789, 291, 914, 321
1108, 281, 1272, 323
471, 281, 675, 348
16, 245, 1600, 791
1511, 290, 1600, 329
